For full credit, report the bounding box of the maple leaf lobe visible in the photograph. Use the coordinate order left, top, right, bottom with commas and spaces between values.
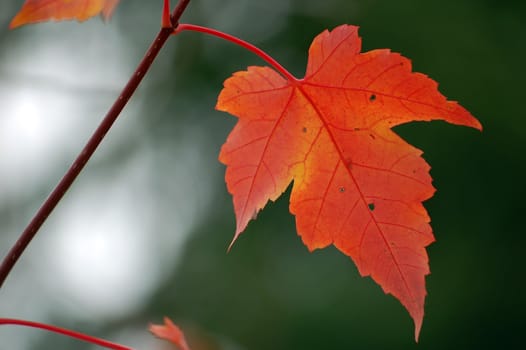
217, 24, 480, 340
10, 0, 120, 29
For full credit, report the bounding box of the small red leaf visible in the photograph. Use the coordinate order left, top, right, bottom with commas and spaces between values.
10, 0, 120, 29
149, 317, 190, 350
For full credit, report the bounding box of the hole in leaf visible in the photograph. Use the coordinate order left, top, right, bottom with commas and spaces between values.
369, 94, 376, 102
339, 187, 345, 193
368, 203, 375, 211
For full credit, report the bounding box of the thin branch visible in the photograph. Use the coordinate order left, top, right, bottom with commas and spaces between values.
171, 0, 192, 27
0, 0, 193, 288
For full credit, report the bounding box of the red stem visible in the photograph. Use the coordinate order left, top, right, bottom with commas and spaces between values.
174, 23, 297, 82
162, 0, 172, 28
0, 0, 192, 288
0, 318, 132, 350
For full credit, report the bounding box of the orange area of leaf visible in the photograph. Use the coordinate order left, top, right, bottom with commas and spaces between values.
149, 317, 191, 350
217, 24, 481, 340
9, 0, 120, 29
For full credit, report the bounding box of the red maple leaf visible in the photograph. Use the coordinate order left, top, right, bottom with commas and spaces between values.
150, 317, 191, 350
217, 24, 481, 340
9, 0, 120, 29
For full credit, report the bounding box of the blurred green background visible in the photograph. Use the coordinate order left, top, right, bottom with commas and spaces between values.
0, 0, 524, 349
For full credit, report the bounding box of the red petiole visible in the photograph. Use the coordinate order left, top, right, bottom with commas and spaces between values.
0, 318, 132, 350
173, 23, 297, 81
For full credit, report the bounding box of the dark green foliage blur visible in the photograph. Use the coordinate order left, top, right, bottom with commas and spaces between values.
0, 0, 524, 349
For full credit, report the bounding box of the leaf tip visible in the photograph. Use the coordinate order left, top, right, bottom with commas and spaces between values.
150, 317, 190, 350
101, 0, 120, 22
473, 118, 483, 132
445, 101, 483, 131
227, 226, 245, 253
409, 303, 425, 342
226, 237, 237, 253
414, 319, 423, 343
9, 15, 25, 29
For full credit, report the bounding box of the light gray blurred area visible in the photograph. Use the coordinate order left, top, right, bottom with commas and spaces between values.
0, 1, 524, 349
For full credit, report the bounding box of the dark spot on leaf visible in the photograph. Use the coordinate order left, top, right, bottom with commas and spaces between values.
353, 127, 361, 131
369, 94, 376, 102
368, 203, 375, 211
339, 187, 345, 193
302, 127, 307, 133
369, 133, 376, 140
